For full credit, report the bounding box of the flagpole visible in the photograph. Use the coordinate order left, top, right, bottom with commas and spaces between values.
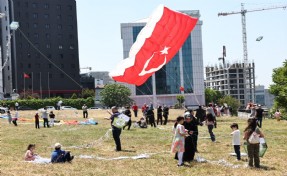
48, 72, 50, 98
32, 72, 33, 95
23, 73, 25, 99
40, 72, 42, 99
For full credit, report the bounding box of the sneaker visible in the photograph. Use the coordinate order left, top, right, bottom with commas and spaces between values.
177, 163, 184, 167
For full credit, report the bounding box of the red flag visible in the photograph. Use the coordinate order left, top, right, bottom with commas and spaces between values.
110, 5, 198, 86
24, 73, 30, 79
180, 86, 184, 91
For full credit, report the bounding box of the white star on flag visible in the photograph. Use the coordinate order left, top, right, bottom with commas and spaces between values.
160, 46, 170, 55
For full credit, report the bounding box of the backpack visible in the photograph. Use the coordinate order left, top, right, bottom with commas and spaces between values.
248, 131, 260, 144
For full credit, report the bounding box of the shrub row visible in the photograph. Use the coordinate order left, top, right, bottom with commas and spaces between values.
0, 97, 94, 110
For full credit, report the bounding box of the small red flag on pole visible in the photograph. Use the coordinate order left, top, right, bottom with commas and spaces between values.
180, 86, 184, 91
24, 73, 30, 79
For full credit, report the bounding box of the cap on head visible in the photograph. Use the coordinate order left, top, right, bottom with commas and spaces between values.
54, 143, 62, 149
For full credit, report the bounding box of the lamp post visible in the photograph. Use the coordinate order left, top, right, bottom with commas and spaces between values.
9, 0, 19, 94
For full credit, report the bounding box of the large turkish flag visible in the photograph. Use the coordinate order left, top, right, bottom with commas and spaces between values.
110, 5, 198, 86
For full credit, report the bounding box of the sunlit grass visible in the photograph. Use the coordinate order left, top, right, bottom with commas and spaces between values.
1, 109, 287, 176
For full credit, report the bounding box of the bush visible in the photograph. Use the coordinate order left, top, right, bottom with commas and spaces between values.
0, 97, 94, 110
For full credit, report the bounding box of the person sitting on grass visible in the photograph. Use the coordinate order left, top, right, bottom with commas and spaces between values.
24, 144, 37, 161
51, 143, 74, 163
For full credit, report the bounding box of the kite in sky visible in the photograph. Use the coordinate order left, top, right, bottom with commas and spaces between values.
110, 5, 198, 86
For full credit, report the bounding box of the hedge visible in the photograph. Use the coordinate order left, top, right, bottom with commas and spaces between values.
0, 97, 94, 110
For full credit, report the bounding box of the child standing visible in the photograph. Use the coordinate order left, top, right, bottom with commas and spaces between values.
12, 110, 18, 126
206, 113, 216, 142
49, 111, 55, 127
35, 112, 40, 129
230, 123, 241, 160
171, 116, 188, 167
7, 110, 12, 124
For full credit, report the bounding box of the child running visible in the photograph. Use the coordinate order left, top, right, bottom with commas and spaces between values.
171, 116, 188, 167
230, 123, 241, 160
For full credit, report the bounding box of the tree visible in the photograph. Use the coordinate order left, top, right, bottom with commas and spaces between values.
270, 60, 287, 113
205, 88, 223, 105
81, 89, 95, 98
218, 95, 240, 116
19, 89, 40, 99
176, 95, 185, 109
100, 84, 133, 107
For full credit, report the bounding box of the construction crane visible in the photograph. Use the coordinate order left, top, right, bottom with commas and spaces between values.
218, 3, 286, 104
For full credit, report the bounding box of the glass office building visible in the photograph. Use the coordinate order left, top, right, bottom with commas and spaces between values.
121, 10, 204, 106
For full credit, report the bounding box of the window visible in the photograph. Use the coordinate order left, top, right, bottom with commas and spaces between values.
44, 4, 49, 9
45, 24, 50, 29
69, 45, 74, 50
44, 14, 49, 19
47, 54, 52, 59
7, 66, 10, 70
48, 64, 52, 68
49, 73, 53, 79
46, 33, 50, 38
56, 15, 61, 20
27, 53, 31, 58
57, 34, 63, 39
33, 33, 39, 38
34, 43, 39, 48
56, 5, 61, 10
60, 54, 64, 59
28, 63, 31, 68
57, 24, 62, 29
32, 3, 37, 8
33, 23, 38, 28
59, 45, 63, 49
46, 44, 51, 49
33, 13, 38, 19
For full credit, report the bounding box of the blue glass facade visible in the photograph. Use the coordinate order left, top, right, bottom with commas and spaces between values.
132, 26, 193, 95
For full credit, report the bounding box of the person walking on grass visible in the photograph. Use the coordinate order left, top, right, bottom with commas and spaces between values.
206, 112, 216, 142
157, 105, 163, 125
7, 110, 12, 124
243, 118, 264, 168
146, 107, 156, 128
123, 106, 132, 130
230, 123, 241, 161
105, 106, 122, 151
35, 112, 40, 129
12, 110, 19, 126
171, 116, 188, 167
49, 111, 55, 127
42, 107, 50, 128
163, 105, 169, 125
82, 104, 88, 118
255, 105, 264, 128
132, 103, 138, 118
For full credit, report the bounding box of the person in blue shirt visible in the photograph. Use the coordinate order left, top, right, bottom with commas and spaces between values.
51, 143, 74, 163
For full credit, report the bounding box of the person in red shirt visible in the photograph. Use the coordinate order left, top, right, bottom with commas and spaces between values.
141, 103, 147, 115
132, 103, 138, 118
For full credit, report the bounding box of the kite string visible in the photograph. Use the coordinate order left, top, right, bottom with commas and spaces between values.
1, 32, 12, 70
17, 28, 83, 89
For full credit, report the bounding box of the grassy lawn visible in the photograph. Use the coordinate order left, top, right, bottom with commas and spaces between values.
1, 109, 287, 176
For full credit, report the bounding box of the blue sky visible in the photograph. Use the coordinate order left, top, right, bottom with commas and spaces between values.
77, 0, 287, 88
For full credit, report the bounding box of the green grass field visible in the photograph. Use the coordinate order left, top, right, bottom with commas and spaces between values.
1, 109, 287, 176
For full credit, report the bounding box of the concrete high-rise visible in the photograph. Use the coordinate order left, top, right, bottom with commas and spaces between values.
120, 10, 205, 106
0, 0, 80, 98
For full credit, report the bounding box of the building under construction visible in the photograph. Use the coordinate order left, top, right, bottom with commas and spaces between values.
205, 62, 255, 106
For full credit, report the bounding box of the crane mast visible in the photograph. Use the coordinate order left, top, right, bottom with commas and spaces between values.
218, 3, 286, 105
